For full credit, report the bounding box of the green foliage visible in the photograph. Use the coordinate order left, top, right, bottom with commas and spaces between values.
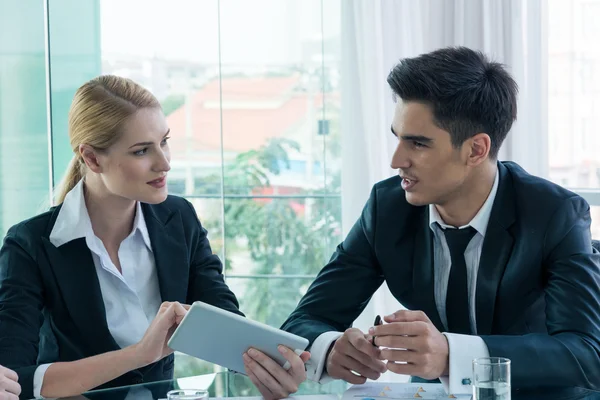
161, 94, 186, 116
200, 137, 341, 326
174, 352, 221, 378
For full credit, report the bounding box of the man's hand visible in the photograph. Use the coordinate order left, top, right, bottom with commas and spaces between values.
371, 310, 449, 380
326, 328, 387, 384
0, 365, 20, 400
243, 346, 310, 400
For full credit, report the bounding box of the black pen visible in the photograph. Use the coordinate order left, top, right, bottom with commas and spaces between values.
372, 315, 382, 347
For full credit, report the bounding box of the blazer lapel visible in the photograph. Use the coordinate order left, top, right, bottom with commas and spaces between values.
142, 203, 189, 304
42, 237, 121, 355
475, 162, 516, 335
412, 208, 445, 331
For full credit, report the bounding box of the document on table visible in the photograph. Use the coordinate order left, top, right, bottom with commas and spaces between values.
207, 396, 339, 400
341, 382, 472, 400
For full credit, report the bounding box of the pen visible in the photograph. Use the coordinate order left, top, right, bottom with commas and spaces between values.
372, 315, 382, 347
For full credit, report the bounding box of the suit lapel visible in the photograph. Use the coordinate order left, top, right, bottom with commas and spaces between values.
41, 199, 190, 357
412, 208, 445, 331
42, 236, 121, 355
475, 162, 516, 335
142, 203, 189, 304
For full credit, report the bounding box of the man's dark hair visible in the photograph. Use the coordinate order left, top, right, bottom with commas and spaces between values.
386, 46, 518, 159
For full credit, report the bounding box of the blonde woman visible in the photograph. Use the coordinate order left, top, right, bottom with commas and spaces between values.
0, 76, 309, 400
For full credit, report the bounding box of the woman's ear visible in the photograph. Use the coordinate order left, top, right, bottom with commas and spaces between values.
79, 144, 102, 173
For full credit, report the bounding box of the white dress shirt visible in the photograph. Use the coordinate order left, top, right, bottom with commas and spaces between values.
33, 179, 162, 398
307, 168, 499, 396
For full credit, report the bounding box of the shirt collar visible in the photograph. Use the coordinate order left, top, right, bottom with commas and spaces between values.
429, 166, 499, 236
49, 179, 152, 250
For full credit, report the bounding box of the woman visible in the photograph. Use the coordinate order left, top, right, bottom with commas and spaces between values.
0, 76, 308, 400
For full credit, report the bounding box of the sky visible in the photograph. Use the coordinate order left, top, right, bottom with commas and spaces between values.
100, 0, 341, 65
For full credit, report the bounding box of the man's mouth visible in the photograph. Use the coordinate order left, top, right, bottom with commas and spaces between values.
401, 176, 418, 191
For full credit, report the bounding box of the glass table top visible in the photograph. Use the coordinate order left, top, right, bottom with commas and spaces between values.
65, 371, 600, 400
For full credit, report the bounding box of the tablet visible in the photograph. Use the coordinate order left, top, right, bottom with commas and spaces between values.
167, 301, 309, 374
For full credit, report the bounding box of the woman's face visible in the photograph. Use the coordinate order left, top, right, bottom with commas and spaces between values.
92, 107, 171, 204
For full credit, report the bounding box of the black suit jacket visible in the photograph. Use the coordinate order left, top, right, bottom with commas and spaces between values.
281, 161, 600, 391
0, 195, 242, 399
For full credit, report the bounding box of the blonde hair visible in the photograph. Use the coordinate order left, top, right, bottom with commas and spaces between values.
55, 75, 161, 204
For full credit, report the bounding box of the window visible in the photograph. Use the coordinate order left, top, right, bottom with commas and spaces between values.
0, 1, 51, 237
548, 0, 600, 237
44, 0, 342, 377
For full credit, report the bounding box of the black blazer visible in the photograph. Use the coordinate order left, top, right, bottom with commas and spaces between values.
281, 161, 600, 391
0, 195, 242, 399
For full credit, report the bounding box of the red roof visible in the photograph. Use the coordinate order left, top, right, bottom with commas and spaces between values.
166, 75, 326, 157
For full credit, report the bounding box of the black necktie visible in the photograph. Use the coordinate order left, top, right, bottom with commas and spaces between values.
441, 226, 477, 334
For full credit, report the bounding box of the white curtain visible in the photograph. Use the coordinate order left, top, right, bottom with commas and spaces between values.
340, 0, 547, 380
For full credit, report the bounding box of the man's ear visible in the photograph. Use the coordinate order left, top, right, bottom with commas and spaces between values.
79, 144, 103, 173
466, 133, 491, 166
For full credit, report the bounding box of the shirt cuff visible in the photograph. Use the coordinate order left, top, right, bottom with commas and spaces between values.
440, 333, 490, 395
305, 331, 343, 383
33, 363, 52, 398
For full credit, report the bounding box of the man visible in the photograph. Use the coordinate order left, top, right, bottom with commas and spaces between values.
281, 47, 600, 395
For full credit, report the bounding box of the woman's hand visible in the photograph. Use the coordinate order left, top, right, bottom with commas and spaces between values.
133, 301, 189, 366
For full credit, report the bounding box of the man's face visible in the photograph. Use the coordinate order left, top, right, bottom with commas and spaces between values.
390, 101, 471, 207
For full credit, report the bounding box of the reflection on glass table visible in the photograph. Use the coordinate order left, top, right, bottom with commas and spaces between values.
64, 371, 600, 400
74, 371, 346, 400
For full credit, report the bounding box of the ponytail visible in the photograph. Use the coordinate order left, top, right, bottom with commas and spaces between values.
54, 156, 84, 205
